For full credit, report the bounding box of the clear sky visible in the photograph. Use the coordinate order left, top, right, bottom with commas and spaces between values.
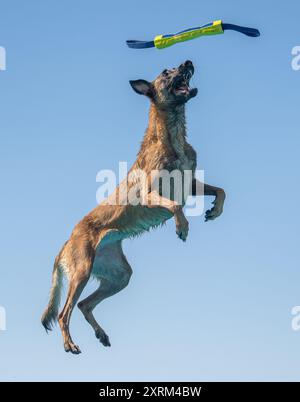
0, 0, 300, 381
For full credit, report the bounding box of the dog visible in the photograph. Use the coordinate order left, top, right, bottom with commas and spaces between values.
41, 60, 225, 354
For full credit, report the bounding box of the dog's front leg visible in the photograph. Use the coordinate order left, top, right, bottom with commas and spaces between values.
147, 191, 189, 241
191, 178, 226, 221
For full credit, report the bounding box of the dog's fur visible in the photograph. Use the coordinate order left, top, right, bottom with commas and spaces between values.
41, 61, 225, 354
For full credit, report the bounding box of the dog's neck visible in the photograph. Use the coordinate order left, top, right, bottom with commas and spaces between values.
146, 103, 187, 156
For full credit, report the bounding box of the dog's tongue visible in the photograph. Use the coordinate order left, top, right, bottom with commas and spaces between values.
177, 83, 189, 94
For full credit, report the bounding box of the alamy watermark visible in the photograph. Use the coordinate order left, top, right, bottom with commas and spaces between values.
291, 46, 300, 71
0, 46, 6, 71
0, 306, 6, 330
291, 306, 300, 331
96, 162, 205, 217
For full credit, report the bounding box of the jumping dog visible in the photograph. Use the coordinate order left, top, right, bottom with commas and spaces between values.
41, 60, 226, 354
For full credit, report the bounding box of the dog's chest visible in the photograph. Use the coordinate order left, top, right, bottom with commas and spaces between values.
168, 123, 196, 173
172, 136, 196, 173
175, 152, 195, 172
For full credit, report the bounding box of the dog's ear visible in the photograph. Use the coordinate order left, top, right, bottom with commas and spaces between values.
129, 80, 154, 99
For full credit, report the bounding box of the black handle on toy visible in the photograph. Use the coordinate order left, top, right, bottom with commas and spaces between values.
222, 23, 260, 37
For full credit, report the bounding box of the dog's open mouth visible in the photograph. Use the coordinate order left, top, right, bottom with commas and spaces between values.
172, 68, 197, 99
174, 79, 190, 95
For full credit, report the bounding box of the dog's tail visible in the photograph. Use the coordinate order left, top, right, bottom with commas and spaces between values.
41, 256, 64, 331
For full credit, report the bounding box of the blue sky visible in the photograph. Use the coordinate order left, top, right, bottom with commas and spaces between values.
0, 0, 300, 381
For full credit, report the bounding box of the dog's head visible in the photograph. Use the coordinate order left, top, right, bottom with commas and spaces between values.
130, 60, 198, 109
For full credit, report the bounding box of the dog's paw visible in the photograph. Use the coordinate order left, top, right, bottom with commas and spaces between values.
205, 200, 223, 221
95, 328, 111, 347
64, 340, 81, 354
176, 218, 189, 242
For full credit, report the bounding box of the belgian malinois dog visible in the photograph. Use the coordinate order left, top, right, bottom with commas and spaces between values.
41, 60, 225, 354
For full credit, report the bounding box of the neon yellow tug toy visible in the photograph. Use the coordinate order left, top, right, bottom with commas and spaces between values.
126, 20, 260, 50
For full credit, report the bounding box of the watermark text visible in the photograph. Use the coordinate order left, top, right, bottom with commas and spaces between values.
291, 46, 300, 71
0, 46, 6, 71
291, 306, 300, 331
96, 162, 205, 217
0, 306, 6, 331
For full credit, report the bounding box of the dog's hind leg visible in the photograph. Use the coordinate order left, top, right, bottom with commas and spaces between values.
78, 240, 132, 347
78, 278, 126, 347
58, 241, 95, 354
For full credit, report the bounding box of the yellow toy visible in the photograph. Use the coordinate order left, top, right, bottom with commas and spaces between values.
126, 20, 260, 49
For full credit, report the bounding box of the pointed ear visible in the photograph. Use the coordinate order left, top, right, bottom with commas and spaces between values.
129, 79, 154, 98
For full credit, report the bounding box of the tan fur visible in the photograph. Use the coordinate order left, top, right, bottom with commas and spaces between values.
41, 61, 225, 354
